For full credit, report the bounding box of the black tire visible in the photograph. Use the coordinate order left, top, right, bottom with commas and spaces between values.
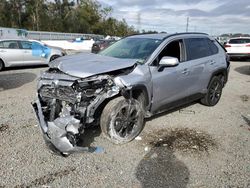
0, 60, 4, 71
50, 55, 60, 62
201, 76, 223, 106
100, 96, 145, 144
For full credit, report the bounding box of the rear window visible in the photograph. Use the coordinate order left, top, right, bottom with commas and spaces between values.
229, 38, 250, 44
206, 38, 219, 55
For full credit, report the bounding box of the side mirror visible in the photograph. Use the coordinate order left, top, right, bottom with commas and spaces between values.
158, 56, 179, 72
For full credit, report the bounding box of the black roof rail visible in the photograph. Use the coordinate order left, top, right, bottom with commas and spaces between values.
163, 32, 209, 40
125, 32, 209, 39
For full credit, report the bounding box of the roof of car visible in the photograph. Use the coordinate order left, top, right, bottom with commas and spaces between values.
127, 32, 208, 40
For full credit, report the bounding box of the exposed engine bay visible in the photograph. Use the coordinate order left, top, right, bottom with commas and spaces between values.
33, 66, 134, 155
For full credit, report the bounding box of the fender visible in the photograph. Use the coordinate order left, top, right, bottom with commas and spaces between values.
209, 68, 229, 87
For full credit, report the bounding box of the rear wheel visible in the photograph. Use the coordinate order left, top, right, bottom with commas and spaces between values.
0, 60, 4, 71
100, 97, 145, 144
201, 76, 223, 106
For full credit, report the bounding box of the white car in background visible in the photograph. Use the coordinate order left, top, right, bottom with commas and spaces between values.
0, 39, 66, 71
224, 37, 250, 59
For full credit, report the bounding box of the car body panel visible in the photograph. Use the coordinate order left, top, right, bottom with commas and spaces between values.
0, 48, 24, 67
50, 52, 138, 78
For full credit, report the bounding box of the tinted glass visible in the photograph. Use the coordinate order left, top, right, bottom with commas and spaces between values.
185, 38, 210, 60
206, 38, 218, 55
229, 38, 250, 44
0, 41, 19, 49
20, 41, 32, 49
99, 38, 162, 63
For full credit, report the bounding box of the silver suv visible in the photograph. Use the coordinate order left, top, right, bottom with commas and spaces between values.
33, 33, 230, 155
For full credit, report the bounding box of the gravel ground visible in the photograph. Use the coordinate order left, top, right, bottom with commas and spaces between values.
0, 61, 249, 188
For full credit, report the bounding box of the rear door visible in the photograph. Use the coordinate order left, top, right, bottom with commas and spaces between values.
0, 40, 23, 66
184, 37, 217, 95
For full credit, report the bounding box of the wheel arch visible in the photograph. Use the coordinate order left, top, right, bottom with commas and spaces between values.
128, 84, 150, 108
49, 54, 61, 62
0, 58, 5, 70
209, 68, 228, 87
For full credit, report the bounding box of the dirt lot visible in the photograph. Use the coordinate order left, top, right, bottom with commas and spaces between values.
0, 61, 249, 188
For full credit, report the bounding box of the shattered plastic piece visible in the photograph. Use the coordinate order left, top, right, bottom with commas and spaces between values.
179, 109, 195, 114
91, 146, 105, 154
144, 146, 150, 152
135, 136, 142, 141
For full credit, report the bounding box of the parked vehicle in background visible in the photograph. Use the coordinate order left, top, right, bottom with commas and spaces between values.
91, 39, 116, 53
224, 37, 250, 60
0, 39, 65, 71
33, 33, 230, 156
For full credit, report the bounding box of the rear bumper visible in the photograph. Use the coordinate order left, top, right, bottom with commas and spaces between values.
228, 53, 250, 58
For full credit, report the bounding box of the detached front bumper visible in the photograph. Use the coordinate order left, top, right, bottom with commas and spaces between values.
32, 97, 92, 155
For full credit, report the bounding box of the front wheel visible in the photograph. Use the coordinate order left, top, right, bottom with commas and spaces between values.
201, 76, 223, 106
50, 55, 61, 62
100, 97, 145, 144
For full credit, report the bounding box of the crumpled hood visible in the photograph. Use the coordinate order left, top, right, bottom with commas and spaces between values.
49, 53, 137, 78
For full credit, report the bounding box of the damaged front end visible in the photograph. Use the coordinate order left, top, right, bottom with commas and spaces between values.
32, 68, 121, 155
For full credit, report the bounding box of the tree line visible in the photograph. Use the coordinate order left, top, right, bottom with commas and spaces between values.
0, 0, 139, 37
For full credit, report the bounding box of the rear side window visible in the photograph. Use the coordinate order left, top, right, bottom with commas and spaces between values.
206, 38, 219, 55
185, 38, 210, 60
0, 41, 19, 49
229, 38, 250, 44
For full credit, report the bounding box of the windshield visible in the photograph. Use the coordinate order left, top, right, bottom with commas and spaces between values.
99, 37, 162, 63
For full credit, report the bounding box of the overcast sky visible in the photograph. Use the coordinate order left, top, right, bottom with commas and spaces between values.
98, 0, 250, 35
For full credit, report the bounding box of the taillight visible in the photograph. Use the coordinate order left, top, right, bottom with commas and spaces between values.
246, 44, 250, 47
224, 44, 231, 48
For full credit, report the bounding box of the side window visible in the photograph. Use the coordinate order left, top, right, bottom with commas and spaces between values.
1, 41, 19, 49
153, 39, 184, 65
20, 41, 32, 49
206, 38, 219, 55
185, 38, 210, 60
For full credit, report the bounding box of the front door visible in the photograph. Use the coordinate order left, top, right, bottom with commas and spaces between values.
149, 39, 193, 113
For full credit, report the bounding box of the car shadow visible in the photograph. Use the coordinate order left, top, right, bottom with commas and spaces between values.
0, 72, 37, 91
136, 146, 189, 188
234, 65, 250, 76
3, 65, 48, 72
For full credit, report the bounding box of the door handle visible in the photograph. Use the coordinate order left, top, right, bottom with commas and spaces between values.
210, 60, 216, 65
182, 68, 189, 74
